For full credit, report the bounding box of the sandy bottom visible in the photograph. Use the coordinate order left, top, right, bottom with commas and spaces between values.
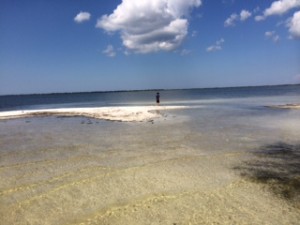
0, 146, 299, 225
0, 112, 299, 225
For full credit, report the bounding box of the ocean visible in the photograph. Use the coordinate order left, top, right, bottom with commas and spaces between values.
0, 85, 300, 225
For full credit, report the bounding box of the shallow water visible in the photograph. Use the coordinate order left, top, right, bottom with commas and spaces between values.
1, 87, 300, 224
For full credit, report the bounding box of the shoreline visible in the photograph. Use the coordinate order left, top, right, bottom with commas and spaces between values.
0, 106, 187, 122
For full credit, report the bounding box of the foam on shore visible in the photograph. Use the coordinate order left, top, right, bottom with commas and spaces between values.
0, 106, 187, 122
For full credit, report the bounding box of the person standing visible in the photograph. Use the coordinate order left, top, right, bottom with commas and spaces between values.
156, 92, 160, 105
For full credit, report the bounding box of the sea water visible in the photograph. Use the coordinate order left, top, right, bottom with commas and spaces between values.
0, 85, 300, 225
1, 85, 300, 151
1, 84, 300, 111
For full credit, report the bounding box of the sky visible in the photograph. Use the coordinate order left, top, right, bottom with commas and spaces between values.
0, 0, 300, 95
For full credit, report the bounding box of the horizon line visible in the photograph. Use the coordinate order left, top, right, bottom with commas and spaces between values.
1, 83, 299, 97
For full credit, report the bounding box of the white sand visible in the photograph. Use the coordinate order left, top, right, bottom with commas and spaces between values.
267, 104, 300, 109
0, 106, 187, 122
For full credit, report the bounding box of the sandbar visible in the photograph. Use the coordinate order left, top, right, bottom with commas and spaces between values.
266, 104, 300, 109
0, 106, 187, 122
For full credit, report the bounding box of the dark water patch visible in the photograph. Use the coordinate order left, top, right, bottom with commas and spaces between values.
234, 142, 300, 207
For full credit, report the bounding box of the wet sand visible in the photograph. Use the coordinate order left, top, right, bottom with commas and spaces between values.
0, 108, 300, 224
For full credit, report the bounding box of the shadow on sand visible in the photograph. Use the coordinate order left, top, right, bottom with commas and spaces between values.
234, 142, 300, 207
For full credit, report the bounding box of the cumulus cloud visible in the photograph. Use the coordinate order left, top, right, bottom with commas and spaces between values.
265, 31, 280, 42
240, 10, 252, 21
96, 0, 201, 54
288, 11, 300, 38
224, 13, 239, 27
265, 0, 300, 16
74, 12, 91, 23
224, 10, 252, 27
256, 0, 300, 21
103, 45, 116, 57
206, 38, 225, 52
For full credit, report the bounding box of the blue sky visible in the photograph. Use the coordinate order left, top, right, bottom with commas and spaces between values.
0, 0, 299, 95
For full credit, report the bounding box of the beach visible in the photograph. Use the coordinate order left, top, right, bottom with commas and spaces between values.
2, 0, 300, 222
1, 88, 300, 225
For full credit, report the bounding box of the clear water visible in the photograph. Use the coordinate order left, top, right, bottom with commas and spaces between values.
0, 85, 300, 225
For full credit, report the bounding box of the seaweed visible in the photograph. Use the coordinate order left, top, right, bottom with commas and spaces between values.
234, 142, 300, 207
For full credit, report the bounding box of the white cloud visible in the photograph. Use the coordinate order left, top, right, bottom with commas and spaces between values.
206, 45, 222, 52
216, 38, 225, 45
225, 10, 252, 27
224, 13, 239, 27
265, 31, 280, 42
265, 31, 273, 37
288, 11, 300, 38
240, 10, 252, 21
103, 45, 116, 57
96, 0, 201, 54
206, 38, 224, 52
265, 0, 300, 16
255, 15, 266, 21
256, 0, 300, 21
74, 12, 91, 23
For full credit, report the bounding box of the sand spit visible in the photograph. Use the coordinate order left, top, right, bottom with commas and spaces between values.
0, 106, 187, 122
266, 104, 300, 109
